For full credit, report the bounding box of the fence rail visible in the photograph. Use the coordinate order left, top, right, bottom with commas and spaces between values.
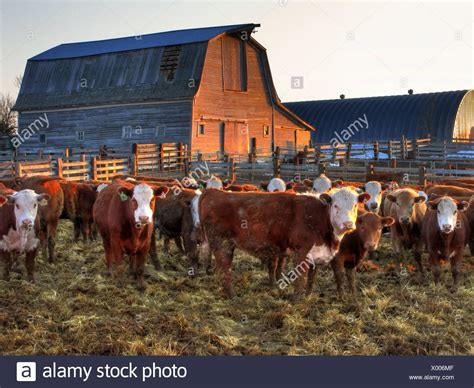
0, 138, 472, 183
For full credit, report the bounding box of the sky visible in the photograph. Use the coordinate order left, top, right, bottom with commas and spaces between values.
0, 0, 472, 102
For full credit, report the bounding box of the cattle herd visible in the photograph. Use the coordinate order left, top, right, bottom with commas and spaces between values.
0, 173, 472, 300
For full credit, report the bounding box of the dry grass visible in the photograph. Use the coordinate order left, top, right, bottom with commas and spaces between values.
0, 221, 472, 355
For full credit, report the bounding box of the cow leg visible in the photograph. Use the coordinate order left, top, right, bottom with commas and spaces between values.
413, 248, 424, 275
39, 223, 47, 260
428, 253, 441, 286
174, 237, 184, 255
292, 254, 309, 300
47, 220, 59, 263
450, 253, 463, 291
183, 234, 199, 277
331, 258, 345, 299
214, 245, 235, 298
25, 249, 37, 283
2, 252, 12, 281
149, 228, 161, 271
73, 217, 81, 242
267, 257, 278, 287
135, 250, 148, 291
305, 265, 319, 296
276, 256, 287, 280
346, 267, 356, 296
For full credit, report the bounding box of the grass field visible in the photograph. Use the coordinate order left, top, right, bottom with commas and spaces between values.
0, 220, 472, 355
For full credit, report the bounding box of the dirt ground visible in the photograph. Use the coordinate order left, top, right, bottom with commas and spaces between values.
0, 220, 472, 355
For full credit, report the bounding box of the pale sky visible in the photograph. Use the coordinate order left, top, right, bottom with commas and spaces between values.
1, 0, 472, 102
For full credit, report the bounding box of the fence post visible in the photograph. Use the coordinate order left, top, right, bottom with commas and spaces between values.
15, 161, 22, 177
57, 158, 64, 178
390, 158, 397, 168
228, 157, 236, 181
91, 156, 98, 181
159, 143, 164, 171
388, 140, 393, 159
345, 143, 352, 161
273, 158, 281, 178
315, 145, 321, 164
131, 143, 138, 176
184, 157, 190, 177
366, 164, 374, 181
373, 141, 379, 161
331, 147, 338, 163
418, 164, 427, 186
317, 162, 326, 176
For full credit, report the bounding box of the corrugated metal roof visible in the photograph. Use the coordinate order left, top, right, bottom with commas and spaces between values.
30, 24, 259, 61
285, 90, 470, 142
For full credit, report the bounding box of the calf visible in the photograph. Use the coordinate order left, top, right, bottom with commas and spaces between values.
0, 189, 50, 281
93, 181, 169, 290
422, 197, 470, 288
150, 189, 201, 273
16, 176, 64, 262
331, 212, 394, 297
75, 183, 100, 241
196, 187, 369, 297
383, 188, 427, 274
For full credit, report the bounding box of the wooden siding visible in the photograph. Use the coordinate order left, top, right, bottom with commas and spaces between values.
17, 101, 192, 151
193, 35, 309, 154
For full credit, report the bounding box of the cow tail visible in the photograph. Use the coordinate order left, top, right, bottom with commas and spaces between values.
193, 192, 210, 261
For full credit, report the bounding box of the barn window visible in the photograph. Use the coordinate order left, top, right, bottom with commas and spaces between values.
223, 36, 247, 92
39, 133, 47, 144
197, 124, 205, 136
76, 131, 85, 142
263, 125, 270, 137
160, 45, 181, 82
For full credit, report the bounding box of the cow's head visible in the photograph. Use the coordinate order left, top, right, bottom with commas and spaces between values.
386, 189, 427, 225
267, 177, 286, 192
428, 197, 469, 234
7, 189, 49, 232
312, 174, 332, 194
356, 212, 394, 251
182, 177, 199, 190
206, 175, 223, 190
118, 184, 169, 228
362, 181, 383, 213
320, 187, 370, 237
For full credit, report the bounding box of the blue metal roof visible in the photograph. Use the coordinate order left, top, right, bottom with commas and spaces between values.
285, 90, 470, 142
30, 23, 258, 61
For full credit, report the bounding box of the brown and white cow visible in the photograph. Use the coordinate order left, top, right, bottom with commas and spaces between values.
0, 189, 50, 281
93, 181, 169, 290
360, 181, 384, 213
261, 177, 287, 192
196, 187, 369, 298
383, 188, 427, 274
422, 196, 470, 289
331, 212, 394, 297
15, 176, 64, 263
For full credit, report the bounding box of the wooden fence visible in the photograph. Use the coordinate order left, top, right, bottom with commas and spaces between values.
0, 139, 473, 184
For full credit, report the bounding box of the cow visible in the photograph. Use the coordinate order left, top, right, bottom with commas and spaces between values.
360, 181, 383, 213
196, 187, 370, 298
150, 188, 201, 273
331, 212, 394, 298
467, 196, 474, 256
205, 175, 223, 190
0, 189, 50, 282
383, 188, 427, 275
15, 176, 64, 263
425, 184, 474, 199
224, 183, 259, 192
421, 196, 470, 289
261, 177, 286, 192
93, 181, 169, 290
75, 183, 100, 241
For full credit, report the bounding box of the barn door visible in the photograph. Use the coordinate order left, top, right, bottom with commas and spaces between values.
236, 123, 249, 154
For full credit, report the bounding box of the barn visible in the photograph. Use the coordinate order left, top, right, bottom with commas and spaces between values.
13, 23, 313, 155
285, 90, 474, 146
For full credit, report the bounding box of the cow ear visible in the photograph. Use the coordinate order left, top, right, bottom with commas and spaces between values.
303, 179, 313, 188
37, 193, 50, 206
415, 192, 427, 203
286, 182, 295, 190
118, 187, 133, 200
386, 194, 396, 203
358, 193, 371, 203
332, 180, 342, 188
360, 185, 366, 192
427, 201, 438, 210
14, 177, 22, 187
0, 195, 6, 207
319, 193, 332, 205
457, 201, 469, 212
154, 186, 169, 198
260, 183, 268, 191
382, 217, 395, 227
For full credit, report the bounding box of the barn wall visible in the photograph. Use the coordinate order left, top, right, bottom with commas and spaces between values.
193, 35, 309, 154
17, 101, 192, 151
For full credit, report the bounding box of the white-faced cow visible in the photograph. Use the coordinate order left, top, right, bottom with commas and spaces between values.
0, 189, 50, 282
422, 196, 470, 289
361, 181, 383, 213
196, 187, 369, 298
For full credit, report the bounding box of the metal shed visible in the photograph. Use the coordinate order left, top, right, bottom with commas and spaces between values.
285, 90, 474, 144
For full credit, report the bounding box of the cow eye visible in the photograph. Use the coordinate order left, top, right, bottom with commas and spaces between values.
33, 203, 37, 208
16, 204, 19, 209
453, 210, 457, 215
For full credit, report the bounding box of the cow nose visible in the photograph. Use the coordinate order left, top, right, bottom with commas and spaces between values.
139, 215, 149, 224
365, 243, 377, 251
22, 220, 33, 230
442, 224, 453, 233
343, 221, 355, 230
400, 216, 410, 224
